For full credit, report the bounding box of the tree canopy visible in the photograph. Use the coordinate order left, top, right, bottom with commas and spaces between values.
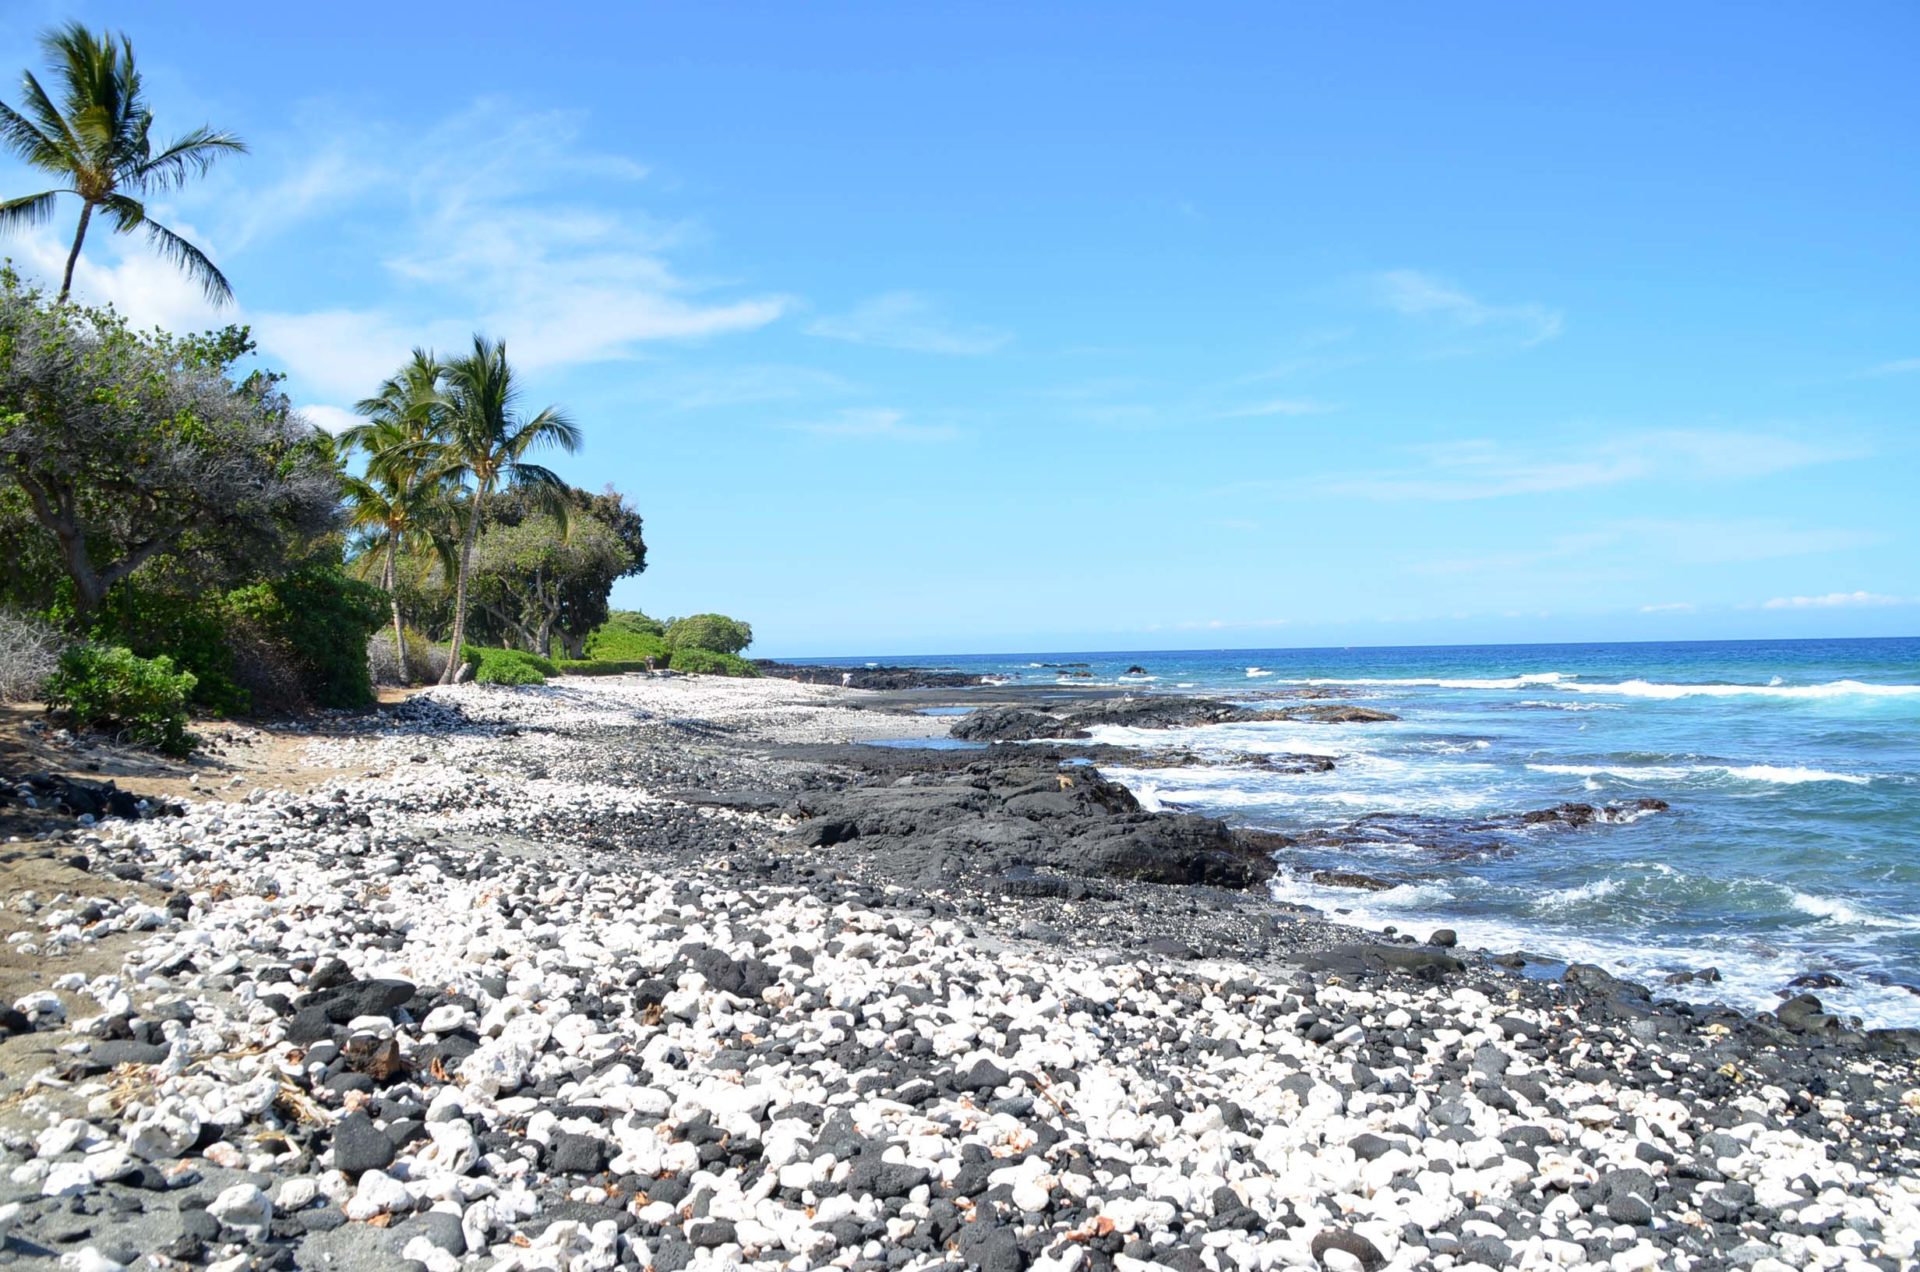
0, 267, 340, 617
665, 613, 753, 656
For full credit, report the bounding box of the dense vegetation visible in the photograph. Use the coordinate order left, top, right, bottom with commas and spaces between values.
0, 22, 759, 751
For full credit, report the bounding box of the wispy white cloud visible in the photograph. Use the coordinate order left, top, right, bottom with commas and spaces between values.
1638, 602, 1695, 614
7, 98, 788, 405
1762, 591, 1911, 610
299, 404, 363, 436
224, 144, 385, 253
1370, 269, 1563, 351
807, 292, 1010, 355
1866, 357, 1920, 377
1216, 398, 1338, 420
1327, 429, 1860, 502
1417, 517, 1878, 579
788, 408, 959, 442
626, 364, 855, 411
4, 222, 228, 335
1160, 617, 1291, 631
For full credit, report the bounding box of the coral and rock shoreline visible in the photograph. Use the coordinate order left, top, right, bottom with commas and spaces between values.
0, 675, 1915, 1271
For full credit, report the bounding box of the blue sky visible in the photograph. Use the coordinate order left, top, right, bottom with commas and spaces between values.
2, 2, 1915, 656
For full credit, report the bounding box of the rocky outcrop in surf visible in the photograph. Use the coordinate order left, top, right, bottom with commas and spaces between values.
948, 694, 1395, 742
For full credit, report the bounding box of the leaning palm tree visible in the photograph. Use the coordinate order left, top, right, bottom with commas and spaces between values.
0, 22, 246, 302
433, 336, 581, 683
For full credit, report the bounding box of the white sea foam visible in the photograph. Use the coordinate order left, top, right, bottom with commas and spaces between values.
1245, 667, 1273, 678
1274, 672, 1920, 701
1561, 677, 1920, 701
1528, 761, 1871, 786
1420, 738, 1493, 754
1518, 700, 1622, 712
1538, 878, 1621, 907
1788, 891, 1920, 930
1264, 869, 1920, 1027
1280, 672, 1570, 690
1528, 762, 1698, 782
1722, 764, 1871, 786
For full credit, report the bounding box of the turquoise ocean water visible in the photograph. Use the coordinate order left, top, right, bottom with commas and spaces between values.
794, 638, 1920, 1027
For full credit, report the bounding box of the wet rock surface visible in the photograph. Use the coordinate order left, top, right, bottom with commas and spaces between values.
0, 676, 1914, 1271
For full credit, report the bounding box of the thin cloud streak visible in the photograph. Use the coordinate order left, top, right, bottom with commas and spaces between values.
1866, 357, 1920, 377
1325, 430, 1862, 502
1216, 399, 1338, 419
1762, 591, 1910, 610
807, 292, 1011, 355
787, 408, 960, 442
1371, 269, 1563, 351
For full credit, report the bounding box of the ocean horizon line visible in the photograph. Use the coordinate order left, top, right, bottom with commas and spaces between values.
768, 630, 1920, 665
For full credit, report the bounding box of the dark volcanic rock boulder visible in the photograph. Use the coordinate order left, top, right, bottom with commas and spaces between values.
1065, 814, 1277, 888
1063, 696, 1267, 730
1298, 944, 1466, 981
951, 708, 1087, 742
1518, 799, 1668, 827
756, 662, 983, 689
1310, 870, 1399, 891
1271, 705, 1400, 723
790, 759, 1280, 890
951, 695, 1288, 743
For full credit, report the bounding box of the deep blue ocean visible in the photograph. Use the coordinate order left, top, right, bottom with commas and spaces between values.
792, 637, 1920, 1027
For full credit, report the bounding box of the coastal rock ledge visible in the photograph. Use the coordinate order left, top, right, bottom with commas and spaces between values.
0, 675, 1913, 1272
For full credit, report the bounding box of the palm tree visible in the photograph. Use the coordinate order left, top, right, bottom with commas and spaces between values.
0, 22, 246, 303
434, 336, 580, 683
342, 352, 453, 683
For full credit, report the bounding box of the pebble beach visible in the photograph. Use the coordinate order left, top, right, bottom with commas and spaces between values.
2, 675, 1917, 1272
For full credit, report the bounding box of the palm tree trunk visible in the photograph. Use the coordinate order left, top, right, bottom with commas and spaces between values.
384, 542, 408, 684
441, 492, 485, 684
58, 202, 94, 303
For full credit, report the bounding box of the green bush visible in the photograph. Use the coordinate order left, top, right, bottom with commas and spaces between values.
601, 609, 665, 638
227, 565, 387, 709
463, 645, 555, 685
44, 645, 198, 756
664, 614, 752, 656
77, 581, 248, 715
555, 659, 652, 676
584, 619, 670, 664
668, 647, 760, 677
476, 658, 545, 686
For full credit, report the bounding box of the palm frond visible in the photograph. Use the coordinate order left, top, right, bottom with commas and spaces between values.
511, 406, 582, 457
0, 189, 61, 232
134, 210, 234, 304
98, 189, 144, 232
0, 99, 67, 170
15, 69, 80, 157
138, 125, 245, 191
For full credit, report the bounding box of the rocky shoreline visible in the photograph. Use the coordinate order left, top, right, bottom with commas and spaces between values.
0, 675, 1916, 1271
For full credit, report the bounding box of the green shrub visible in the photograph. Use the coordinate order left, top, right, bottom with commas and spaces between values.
227, 565, 387, 709
463, 645, 554, 685
78, 581, 248, 715
555, 659, 652, 676
44, 645, 198, 756
664, 614, 752, 656
597, 609, 665, 638
668, 647, 760, 677
476, 658, 545, 686
584, 620, 670, 664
